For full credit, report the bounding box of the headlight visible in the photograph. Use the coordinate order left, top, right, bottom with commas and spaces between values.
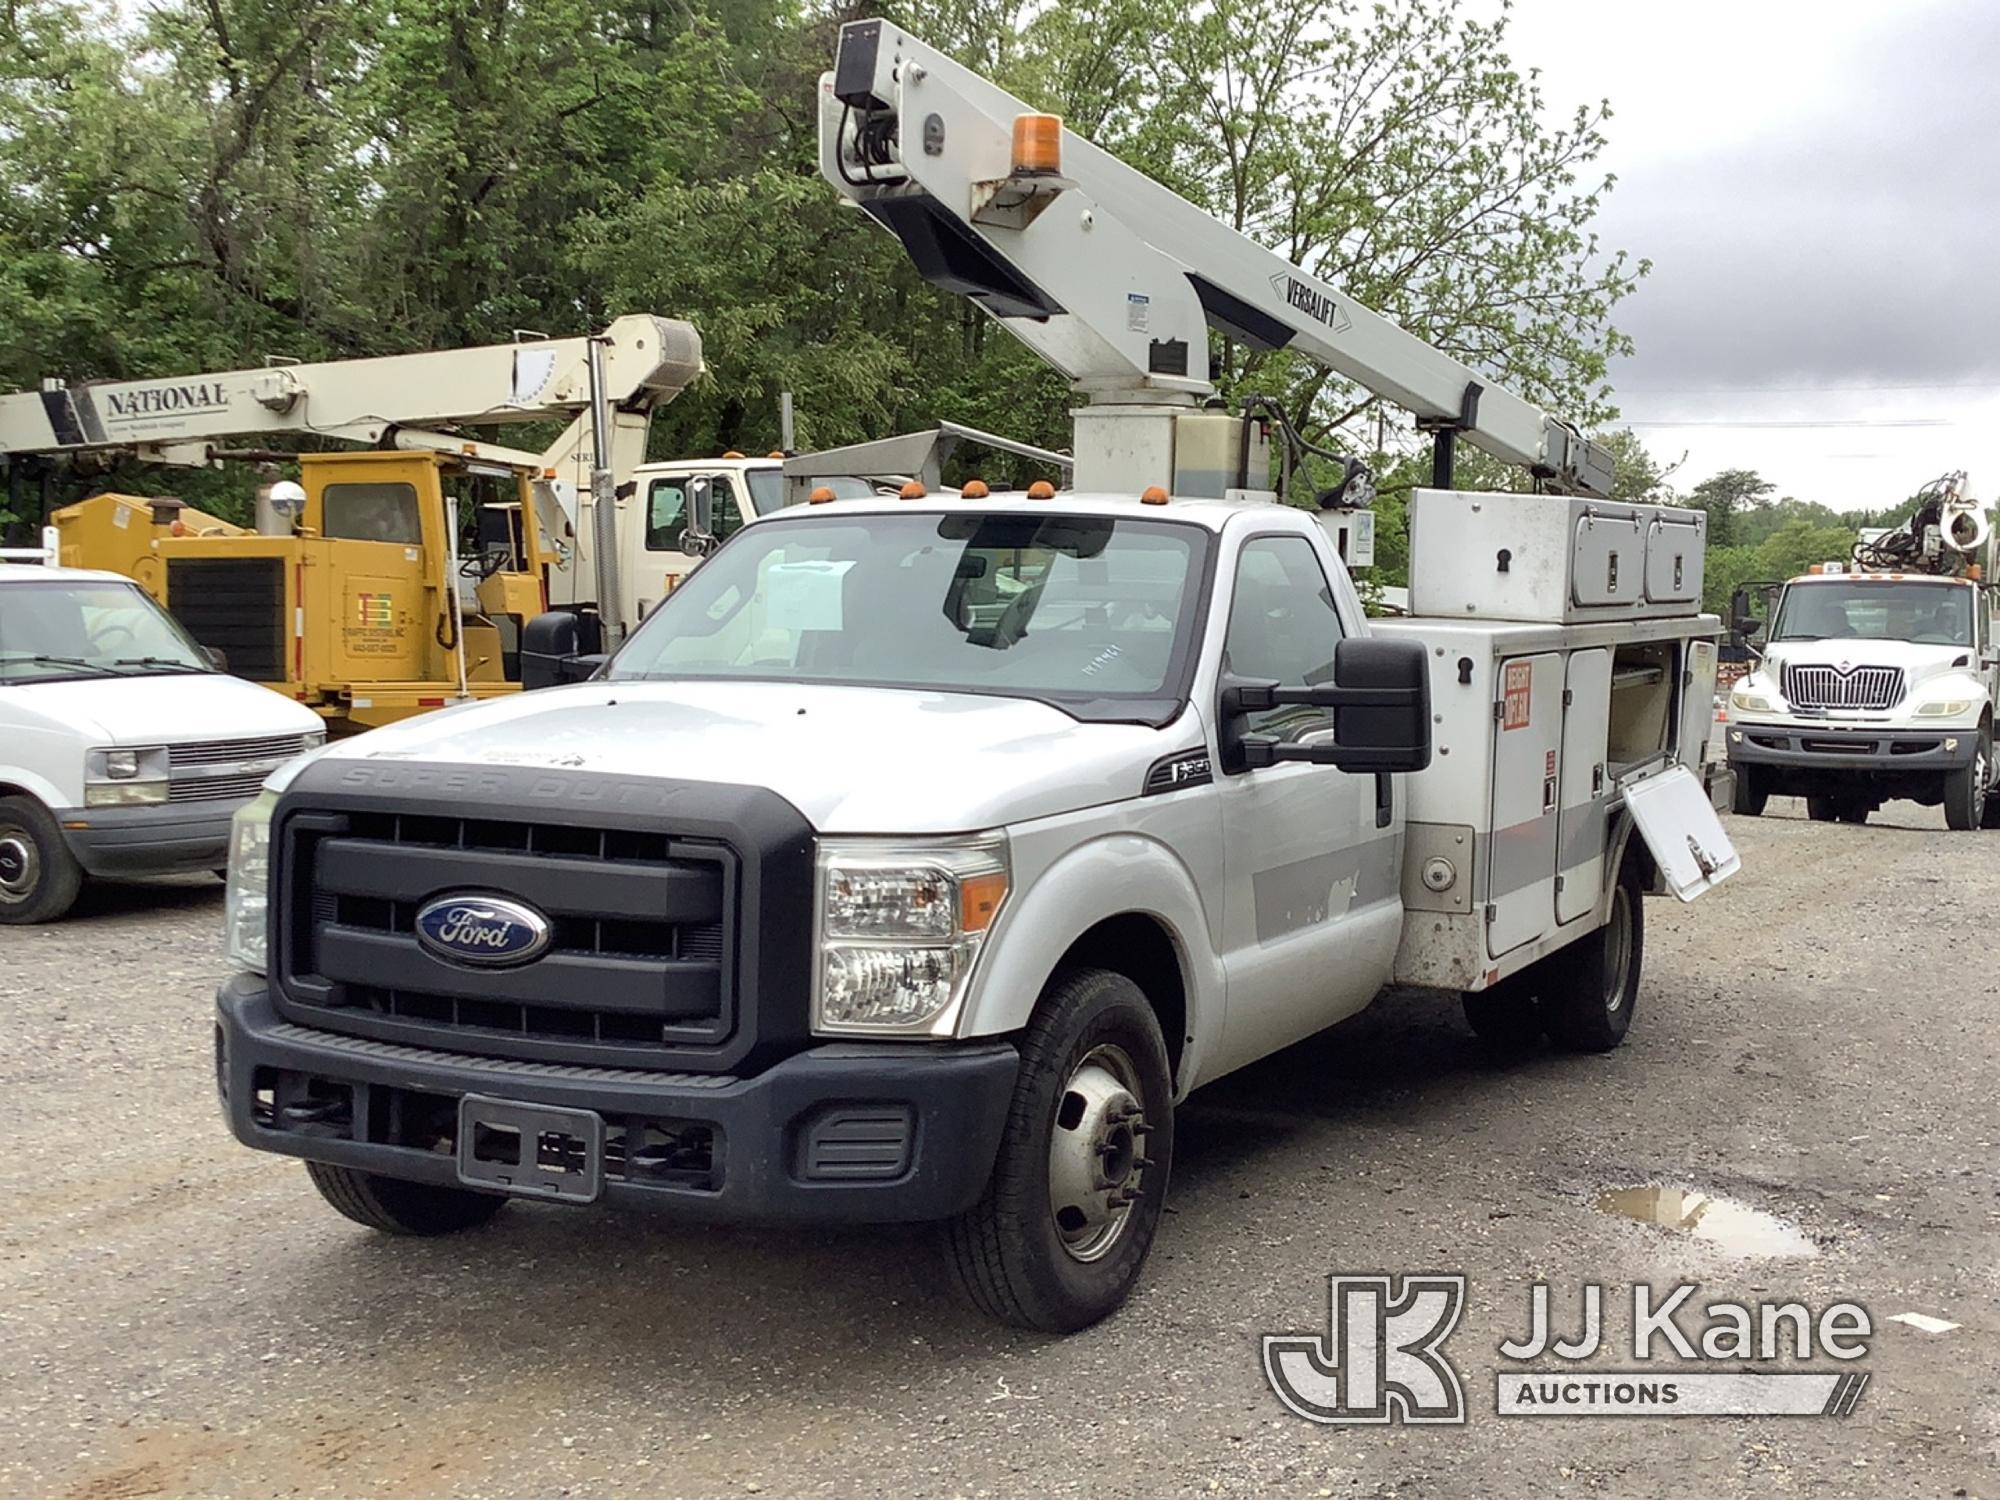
224, 790, 278, 974
1729, 684, 1777, 714
1916, 697, 1976, 718
85, 744, 169, 804
814, 836, 1009, 1036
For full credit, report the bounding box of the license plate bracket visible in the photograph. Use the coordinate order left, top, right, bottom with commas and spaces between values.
456, 1095, 604, 1204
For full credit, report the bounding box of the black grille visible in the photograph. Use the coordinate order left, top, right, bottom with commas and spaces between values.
167, 556, 286, 682
281, 809, 739, 1068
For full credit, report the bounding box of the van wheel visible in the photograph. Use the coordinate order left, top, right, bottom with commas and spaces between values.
1461, 973, 1543, 1049
305, 1162, 509, 1235
1806, 797, 1841, 823
1836, 801, 1869, 825
1944, 728, 1991, 831
1541, 859, 1644, 1054
0, 796, 84, 925
1730, 768, 1768, 817
941, 967, 1175, 1333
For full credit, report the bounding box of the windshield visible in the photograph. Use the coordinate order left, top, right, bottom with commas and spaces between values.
1771, 581, 1973, 646
607, 511, 1210, 718
747, 469, 874, 512
0, 578, 215, 684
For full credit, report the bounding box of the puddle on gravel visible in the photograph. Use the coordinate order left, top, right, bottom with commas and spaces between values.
1594, 1185, 1818, 1259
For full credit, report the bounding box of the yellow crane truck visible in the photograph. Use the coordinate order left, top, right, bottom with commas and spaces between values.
1, 317, 703, 733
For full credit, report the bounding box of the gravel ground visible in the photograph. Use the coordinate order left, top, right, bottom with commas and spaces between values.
2, 802, 1996, 1498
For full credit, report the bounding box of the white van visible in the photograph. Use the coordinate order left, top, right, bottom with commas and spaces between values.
0, 565, 325, 922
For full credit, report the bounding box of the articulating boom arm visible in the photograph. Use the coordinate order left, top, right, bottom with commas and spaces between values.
820, 19, 1611, 497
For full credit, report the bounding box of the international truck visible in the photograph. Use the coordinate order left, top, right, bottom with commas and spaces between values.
1727, 472, 1999, 828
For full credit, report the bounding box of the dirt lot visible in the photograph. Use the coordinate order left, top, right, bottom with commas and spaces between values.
2, 801, 1995, 1498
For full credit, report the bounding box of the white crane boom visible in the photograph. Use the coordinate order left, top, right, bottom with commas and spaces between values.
819, 19, 1612, 498
0, 314, 702, 480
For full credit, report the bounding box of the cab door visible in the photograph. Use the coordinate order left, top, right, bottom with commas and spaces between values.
1209, 528, 1402, 1079
629, 472, 748, 622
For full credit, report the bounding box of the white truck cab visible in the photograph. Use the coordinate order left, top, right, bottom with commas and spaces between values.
214, 488, 1733, 1330
0, 565, 324, 922
1727, 570, 1999, 828
609, 456, 876, 623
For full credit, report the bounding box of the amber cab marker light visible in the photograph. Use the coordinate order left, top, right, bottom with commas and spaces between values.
960, 479, 991, 499
722, 449, 746, 459
1026, 480, 1057, 500
1140, 485, 1170, 505
767, 450, 785, 459
1012, 112, 1063, 176
899, 481, 928, 499
808, 486, 837, 505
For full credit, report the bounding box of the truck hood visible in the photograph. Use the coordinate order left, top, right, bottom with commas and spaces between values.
1762, 638, 1977, 694
4, 673, 323, 745
310, 680, 1186, 832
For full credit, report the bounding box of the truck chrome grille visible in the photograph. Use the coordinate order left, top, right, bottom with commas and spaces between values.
1782, 663, 1903, 711
278, 810, 738, 1068
169, 732, 317, 767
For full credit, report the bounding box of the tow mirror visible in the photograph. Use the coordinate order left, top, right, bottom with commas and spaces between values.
678, 476, 718, 558
520, 609, 608, 691
1218, 636, 1432, 775
1729, 585, 1761, 639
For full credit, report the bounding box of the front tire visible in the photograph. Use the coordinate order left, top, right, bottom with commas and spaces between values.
0, 795, 85, 925
1944, 727, 1991, 831
305, 1162, 509, 1235
1730, 767, 1768, 817
942, 967, 1175, 1333
1540, 857, 1644, 1054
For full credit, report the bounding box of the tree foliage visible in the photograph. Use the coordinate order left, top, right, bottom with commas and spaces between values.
3, 0, 1642, 531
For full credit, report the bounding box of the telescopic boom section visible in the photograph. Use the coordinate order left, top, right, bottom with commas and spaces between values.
819, 18, 1612, 497
0, 315, 703, 473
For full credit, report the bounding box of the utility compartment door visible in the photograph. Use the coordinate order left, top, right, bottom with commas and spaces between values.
1571, 512, 1644, 608
1622, 764, 1742, 900
1557, 648, 1612, 925
1487, 651, 1564, 958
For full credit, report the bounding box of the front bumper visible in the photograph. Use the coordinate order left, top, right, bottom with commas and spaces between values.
216, 975, 1018, 1224
1726, 722, 1978, 773
60, 800, 241, 876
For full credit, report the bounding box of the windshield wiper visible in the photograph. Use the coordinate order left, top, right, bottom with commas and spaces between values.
0, 652, 120, 676
110, 656, 207, 674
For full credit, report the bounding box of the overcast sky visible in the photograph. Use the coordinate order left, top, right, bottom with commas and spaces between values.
1492, 0, 2000, 510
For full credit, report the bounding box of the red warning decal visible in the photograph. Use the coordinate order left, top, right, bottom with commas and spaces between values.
1503, 660, 1533, 730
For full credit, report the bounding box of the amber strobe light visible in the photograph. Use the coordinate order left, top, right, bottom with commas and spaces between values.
1012, 112, 1063, 176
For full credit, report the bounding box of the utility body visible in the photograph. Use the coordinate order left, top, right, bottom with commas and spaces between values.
211, 20, 1738, 1330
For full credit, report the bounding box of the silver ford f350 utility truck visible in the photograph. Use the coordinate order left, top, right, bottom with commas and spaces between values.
217, 487, 1735, 1331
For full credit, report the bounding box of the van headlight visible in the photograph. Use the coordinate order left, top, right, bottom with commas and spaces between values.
224, 790, 277, 973
813, 836, 1009, 1036
85, 744, 169, 805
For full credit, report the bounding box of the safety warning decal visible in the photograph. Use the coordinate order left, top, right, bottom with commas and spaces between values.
1503, 660, 1533, 730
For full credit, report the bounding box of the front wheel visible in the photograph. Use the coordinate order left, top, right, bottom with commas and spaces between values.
1943, 728, 1992, 831
0, 795, 85, 925
941, 967, 1175, 1333
1540, 858, 1645, 1054
305, 1162, 509, 1235
1729, 767, 1768, 817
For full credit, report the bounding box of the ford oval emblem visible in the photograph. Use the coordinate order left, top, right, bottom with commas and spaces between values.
414, 894, 553, 968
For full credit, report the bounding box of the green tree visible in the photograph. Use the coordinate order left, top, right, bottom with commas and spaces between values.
1686, 468, 1774, 549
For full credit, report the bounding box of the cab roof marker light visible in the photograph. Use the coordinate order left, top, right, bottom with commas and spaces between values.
1026, 480, 1057, 500
899, 481, 928, 500
1140, 485, 1170, 505
960, 479, 990, 499
808, 486, 837, 505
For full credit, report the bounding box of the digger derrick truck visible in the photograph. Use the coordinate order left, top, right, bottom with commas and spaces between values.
1727, 471, 2000, 829
0, 317, 704, 731
210, 20, 1738, 1332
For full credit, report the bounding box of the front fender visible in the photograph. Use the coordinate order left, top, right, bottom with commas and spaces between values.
958, 831, 1223, 1091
